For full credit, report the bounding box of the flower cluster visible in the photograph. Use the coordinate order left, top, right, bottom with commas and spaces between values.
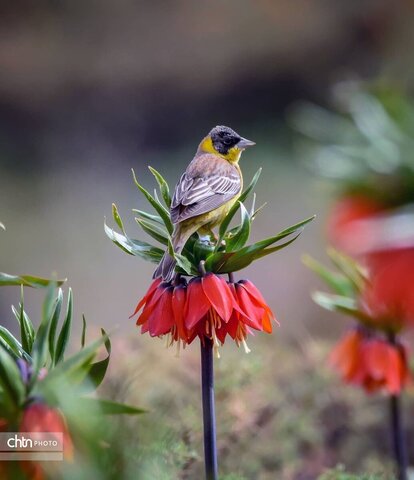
305, 249, 413, 395
330, 328, 411, 394
131, 274, 276, 354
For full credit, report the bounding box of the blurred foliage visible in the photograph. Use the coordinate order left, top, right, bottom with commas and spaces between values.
318, 465, 391, 480
290, 83, 414, 209
97, 334, 409, 479
0, 271, 144, 479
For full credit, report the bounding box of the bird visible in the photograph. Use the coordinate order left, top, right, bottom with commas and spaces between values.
153, 125, 255, 282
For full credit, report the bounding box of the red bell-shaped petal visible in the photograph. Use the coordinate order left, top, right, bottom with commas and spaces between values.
202, 274, 234, 322
148, 286, 174, 336
234, 283, 264, 331
185, 278, 211, 329
172, 285, 187, 341
136, 282, 169, 326
130, 278, 161, 318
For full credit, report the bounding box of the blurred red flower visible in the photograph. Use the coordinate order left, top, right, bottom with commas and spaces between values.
330, 329, 411, 394
20, 403, 73, 460
327, 195, 383, 255
132, 274, 277, 352
361, 248, 414, 329
18, 403, 73, 480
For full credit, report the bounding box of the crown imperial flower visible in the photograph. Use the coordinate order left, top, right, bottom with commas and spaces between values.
132, 274, 277, 354
330, 329, 411, 395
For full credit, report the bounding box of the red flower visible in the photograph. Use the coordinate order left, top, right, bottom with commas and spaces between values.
327, 195, 383, 255
132, 274, 277, 353
361, 249, 414, 329
330, 329, 411, 394
18, 403, 73, 480
20, 403, 73, 460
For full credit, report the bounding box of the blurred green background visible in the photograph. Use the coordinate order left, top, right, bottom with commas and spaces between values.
1, 2, 414, 479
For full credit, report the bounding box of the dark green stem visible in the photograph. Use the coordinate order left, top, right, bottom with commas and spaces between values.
388, 332, 408, 480
200, 338, 218, 480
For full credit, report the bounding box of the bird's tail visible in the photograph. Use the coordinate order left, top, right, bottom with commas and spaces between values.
153, 229, 189, 282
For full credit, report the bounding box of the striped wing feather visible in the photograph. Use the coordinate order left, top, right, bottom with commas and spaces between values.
170, 154, 241, 224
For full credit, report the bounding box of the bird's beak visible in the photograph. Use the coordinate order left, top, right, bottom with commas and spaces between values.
237, 137, 256, 150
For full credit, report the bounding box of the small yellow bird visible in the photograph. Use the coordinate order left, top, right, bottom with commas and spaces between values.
154, 125, 255, 281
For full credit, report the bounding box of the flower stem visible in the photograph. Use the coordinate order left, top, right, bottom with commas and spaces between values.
200, 337, 218, 480
388, 332, 408, 480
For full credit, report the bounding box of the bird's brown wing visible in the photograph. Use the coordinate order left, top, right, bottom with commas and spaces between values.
170, 154, 241, 224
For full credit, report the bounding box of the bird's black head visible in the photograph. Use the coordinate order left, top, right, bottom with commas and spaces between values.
209, 125, 243, 155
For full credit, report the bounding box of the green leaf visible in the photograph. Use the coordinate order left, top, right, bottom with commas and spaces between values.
42, 333, 107, 387
302, 254, 356, 296
327, 248, 367, 292
0, 345, 25, 412
311, 292, 372, 323
148, 166, 171, 208
0, 326, 30, 361
104, 221, 164, 263
132, 169, 173, 233
132, 209, 164, 226
19, 287, 29, 353
11, 299, 35, 355
167, 239, 196, 275
206, 215, 315, 273
31, 284, 56, 381
112, 203, 125, 233
0, 273, 66, 288
83, 328, 111, 391
225, 202, 251, 251
81, 315, 87, 348
54, 288, 73, 364
207, 233, 301, 273
216, 168, 262, 249
48, 288, 63, 363
78, 398, 146, 415
136, 219, 169, 246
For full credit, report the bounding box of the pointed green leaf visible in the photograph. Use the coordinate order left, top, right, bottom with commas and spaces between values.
42, 333, 107, 386
0, 273, 66, 288
19, 287, 29, 353
167, 239, 194, 275
207, 232, 302, 273
302, 255, 356, 296
78, 398, 146, 415
83, 329, 111, 391
48, 288, 63, 363
0, 326, 30, 361
112, 203, 125, 233
0, 345, 25, 411
104, 221, 164, 262
136, 219, 169, 246
148, 166, 171, 208
311, 291, 372, 323
132, 169, 173, 233
54, 288, 73, 364
81, 315, 87, 348
225, 202, 251, 251
31, 284, 56, 379
132, 210, 164, 226
251, 202, 267, 221
327, 248, 367, 292
216, 168, 262, 248
206, 216, 314, 272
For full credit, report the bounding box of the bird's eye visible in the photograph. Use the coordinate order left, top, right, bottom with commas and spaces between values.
223, 137, 232, 146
